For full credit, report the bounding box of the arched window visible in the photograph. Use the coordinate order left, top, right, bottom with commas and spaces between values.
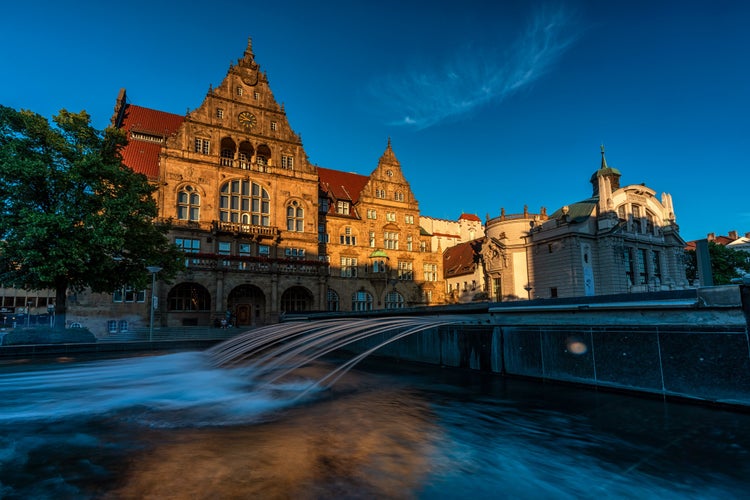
286, 200, 304, 232
168, 283, 211, 311
219, 180, 270, 226
177, 185, 200, 221
385, 291, 405, 309
352, 291, 373, 311
256, 144, 272, 171
327, 288, 340, 311
238, 141, 254, 170
281, 286, 313, 313
220, 137, 236, 167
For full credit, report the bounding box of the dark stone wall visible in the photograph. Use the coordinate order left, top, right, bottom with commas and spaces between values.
358, 322, 750, 407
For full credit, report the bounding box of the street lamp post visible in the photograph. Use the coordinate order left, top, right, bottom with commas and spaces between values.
146, 266, 162, 342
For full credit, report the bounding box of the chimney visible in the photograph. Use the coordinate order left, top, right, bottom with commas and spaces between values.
707, 232, 715, 241
728, 230, 738, 240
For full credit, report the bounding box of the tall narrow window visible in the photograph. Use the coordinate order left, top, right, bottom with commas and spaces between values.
286, 201, 304, 232
318, 224, 329, 243
632, 204, 642, 233
369, 231, 376, 247
177, 185, 200, 221
624, 247, 634, 286
652, 250, 662, 285
637, 249, 648, 285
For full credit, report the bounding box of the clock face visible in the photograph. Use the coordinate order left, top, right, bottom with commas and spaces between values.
238, 111, 257, 130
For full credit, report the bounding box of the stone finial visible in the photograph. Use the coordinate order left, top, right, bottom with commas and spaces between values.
245, 37, 254, 59
378, 137, 399, 166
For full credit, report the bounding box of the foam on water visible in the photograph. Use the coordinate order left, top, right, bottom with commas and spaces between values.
0, 352, 313, 427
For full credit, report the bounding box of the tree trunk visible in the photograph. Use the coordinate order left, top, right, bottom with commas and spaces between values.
54, 282, 67, 331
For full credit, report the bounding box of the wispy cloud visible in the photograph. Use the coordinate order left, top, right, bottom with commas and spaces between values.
370, 5, 578, 130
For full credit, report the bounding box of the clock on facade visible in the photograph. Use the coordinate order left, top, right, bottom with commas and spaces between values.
238, 111, 257, 130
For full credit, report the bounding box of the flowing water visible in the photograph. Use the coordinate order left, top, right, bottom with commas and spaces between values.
1, 324, 750, 499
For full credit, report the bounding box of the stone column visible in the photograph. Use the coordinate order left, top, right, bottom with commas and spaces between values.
215, 273, 225, 320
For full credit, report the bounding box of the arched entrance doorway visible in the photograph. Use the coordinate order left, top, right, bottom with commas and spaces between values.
280, 286, 314, 314
228, 284, 266, 327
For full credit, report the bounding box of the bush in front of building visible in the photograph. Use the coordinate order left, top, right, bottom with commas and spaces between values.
1, 327, 97, 346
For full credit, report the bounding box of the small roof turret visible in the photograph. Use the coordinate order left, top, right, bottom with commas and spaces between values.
591, 145, 621, 195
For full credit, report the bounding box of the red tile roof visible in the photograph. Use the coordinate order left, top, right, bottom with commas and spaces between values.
118, 105, 184, 179
120, 105, 184, 136
443, 239, 483, 277
685, 233, 740, 251
459, 213, 481, 222
317, 166, 370, 204
121, 140, 164, 179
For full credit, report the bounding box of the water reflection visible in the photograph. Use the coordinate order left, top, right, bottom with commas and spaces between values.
108, 387, 437, 499
0, 352, 749, 499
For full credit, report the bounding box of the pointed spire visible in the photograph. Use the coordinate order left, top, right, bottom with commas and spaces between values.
378, 137, 399, 166
244, 37, 254, 60
600, 144, 608, 169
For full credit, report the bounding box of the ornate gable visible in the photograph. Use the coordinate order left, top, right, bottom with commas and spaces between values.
363, 138, 417, 206
164, 37, 313, 175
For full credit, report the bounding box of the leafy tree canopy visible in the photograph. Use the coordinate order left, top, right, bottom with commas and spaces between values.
0, 106, 183, 324
685, 241, 750, 285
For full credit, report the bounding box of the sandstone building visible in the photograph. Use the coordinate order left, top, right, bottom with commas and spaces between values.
67, 39, 445, 333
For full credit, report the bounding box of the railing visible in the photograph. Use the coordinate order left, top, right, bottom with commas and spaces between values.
212, 221, 279, 239
185, 253, 326, 275
219, 159, 270, 173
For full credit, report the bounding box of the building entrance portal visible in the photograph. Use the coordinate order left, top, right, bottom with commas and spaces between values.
228, 284, 266, 327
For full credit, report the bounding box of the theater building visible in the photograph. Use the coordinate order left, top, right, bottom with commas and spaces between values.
481, 149, 688, 299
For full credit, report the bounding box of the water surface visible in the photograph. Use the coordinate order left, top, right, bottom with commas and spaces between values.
0, 351, 748, 499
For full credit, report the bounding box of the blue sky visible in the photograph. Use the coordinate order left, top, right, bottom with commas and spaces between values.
2, 0, 748, 242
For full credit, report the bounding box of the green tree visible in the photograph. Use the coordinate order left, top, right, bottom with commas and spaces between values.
0, 106, 183, 330
685, 241, 750, 285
